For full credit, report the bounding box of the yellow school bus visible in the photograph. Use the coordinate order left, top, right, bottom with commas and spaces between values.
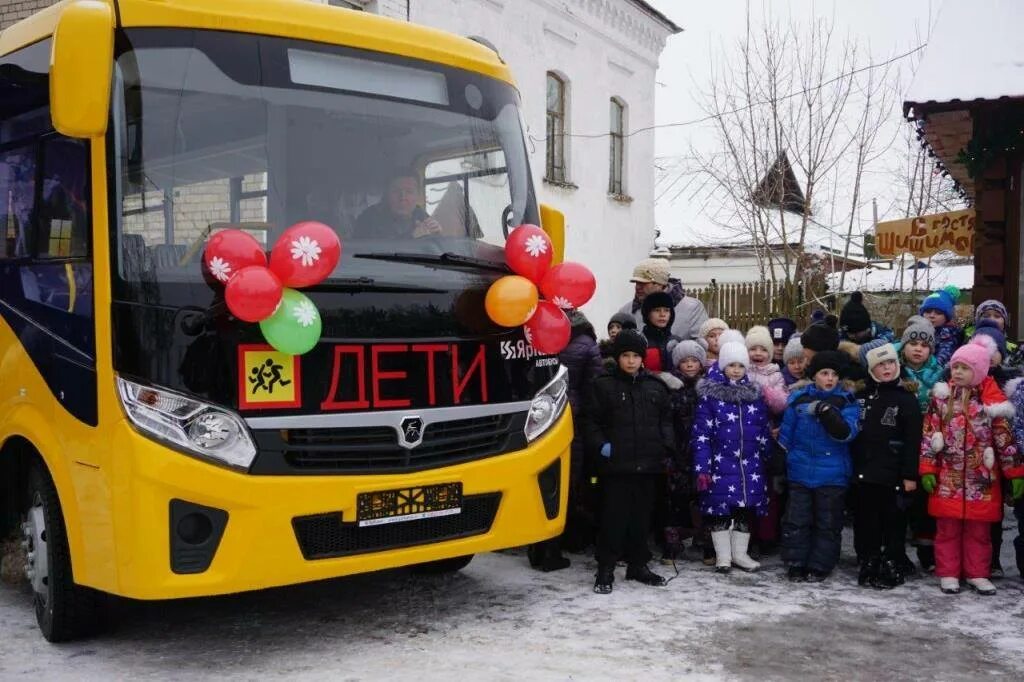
0, 0, 571, 641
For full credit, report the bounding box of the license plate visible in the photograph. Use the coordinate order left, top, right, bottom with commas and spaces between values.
356, 482, 462, 527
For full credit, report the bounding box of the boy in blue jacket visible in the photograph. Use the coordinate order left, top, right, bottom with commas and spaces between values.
779, 351, 860, 582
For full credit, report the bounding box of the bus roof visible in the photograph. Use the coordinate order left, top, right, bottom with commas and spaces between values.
0, 0, 515, 86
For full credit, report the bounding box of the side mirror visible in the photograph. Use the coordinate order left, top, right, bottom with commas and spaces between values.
50, 0, 114, 138
539, 204, 565, 265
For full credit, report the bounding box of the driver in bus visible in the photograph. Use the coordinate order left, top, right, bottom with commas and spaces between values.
354, 172, 444, 239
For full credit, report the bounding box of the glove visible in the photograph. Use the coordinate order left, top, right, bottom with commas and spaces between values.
600, 442, 611, 458
1011, 478, 1024, 502
921, 474, 937, 494
983, 447, 995, 470
697, 473, 712, 492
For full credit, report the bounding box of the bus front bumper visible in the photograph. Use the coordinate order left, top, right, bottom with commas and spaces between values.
100, 410, 572, 600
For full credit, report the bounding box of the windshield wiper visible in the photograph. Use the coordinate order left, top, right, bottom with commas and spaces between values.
308, 277, 446, 293
353, 251, 511, 274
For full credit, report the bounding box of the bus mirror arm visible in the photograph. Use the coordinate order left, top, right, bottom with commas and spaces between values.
178, 303, 227, 337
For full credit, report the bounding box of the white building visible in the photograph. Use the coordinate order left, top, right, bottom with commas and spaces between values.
317, 0, 681, 327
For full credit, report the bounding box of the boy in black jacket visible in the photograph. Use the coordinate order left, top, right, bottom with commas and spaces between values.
853, 340, 923, 589
583, 329, 674, 594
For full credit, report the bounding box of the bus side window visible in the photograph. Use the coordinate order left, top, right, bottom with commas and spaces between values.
0, 144, 36, 259
36, 136, 89, 260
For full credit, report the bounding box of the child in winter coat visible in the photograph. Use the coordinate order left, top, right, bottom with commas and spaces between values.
583, 329, 673, 594
965, 299, 1019, 359
920, 337, 1024, 595
896, 319, 944, 572
660, 340, 707, 561
779, 351, 860, 582
699, 318, 729, 368
781, 335, 806, 388
641, 291, 680, 373
768, 317, 798, 364
919, 286, 964, 366
852, 341, 923, 589
691, 339, 771, 573
1008, 378, 1024, 577
745, 325, 789, 414
599, 312, 637, 370
839, 292, 897, 346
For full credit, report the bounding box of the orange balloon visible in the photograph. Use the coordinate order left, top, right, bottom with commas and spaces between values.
485, 275, 540, 327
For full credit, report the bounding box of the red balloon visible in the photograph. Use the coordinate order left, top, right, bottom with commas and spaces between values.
505, 224, 553, 284
203, 229, 266, 284
269, 221, 342, 288
524, 301, 571, 355
225, 266, 283, 323
540, 261, 597, 309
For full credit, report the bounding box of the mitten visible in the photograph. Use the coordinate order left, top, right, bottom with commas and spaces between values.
816, 403, 851, 440
921, 473, 937, 494
983, 447, 995, 470
600, 442, 612, 458
697, 473, 712, 492
1012, 478, 1024, 502
930, 432, 944, 453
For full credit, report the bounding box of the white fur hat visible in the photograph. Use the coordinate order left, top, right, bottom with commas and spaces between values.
699, 318, 729, 339
745, 325, 774, 351
718, 329, 745, 347
718, 340, 750, 370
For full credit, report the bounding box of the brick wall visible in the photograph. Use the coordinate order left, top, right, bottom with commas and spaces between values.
0, 0, 57, 31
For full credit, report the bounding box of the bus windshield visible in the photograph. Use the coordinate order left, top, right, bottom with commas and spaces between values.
111, 29, 537, 298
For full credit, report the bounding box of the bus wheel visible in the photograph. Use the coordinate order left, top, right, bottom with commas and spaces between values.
24, 463, 106, 642
412, 554, 474, 575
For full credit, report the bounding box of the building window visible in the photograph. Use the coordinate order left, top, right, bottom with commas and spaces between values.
609, 97, 625, 196
545, 72, 567, 183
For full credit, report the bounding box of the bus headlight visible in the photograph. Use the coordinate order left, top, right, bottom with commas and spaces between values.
116, 377, 257, 470
525, 365, 569, 442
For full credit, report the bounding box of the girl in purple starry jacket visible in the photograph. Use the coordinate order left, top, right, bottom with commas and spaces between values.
691, 339, 772, 573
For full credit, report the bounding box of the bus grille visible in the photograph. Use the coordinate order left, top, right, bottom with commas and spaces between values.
250, 412, 528, 474
292, 493, 501, 559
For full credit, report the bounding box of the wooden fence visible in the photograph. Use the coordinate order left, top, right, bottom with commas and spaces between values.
683, 281, 814, 329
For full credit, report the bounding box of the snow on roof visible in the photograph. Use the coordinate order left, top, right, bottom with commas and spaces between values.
827, 261, 975, 293
905, 0, 1024, 109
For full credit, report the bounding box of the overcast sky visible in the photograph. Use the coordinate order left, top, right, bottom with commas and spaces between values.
643, 0, 943, 245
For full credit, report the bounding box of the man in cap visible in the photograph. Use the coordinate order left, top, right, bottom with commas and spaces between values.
618, 258, 708, 341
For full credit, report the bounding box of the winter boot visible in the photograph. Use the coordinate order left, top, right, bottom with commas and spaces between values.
990, 558, 1004, 579
787, 566, 808, 582
875, 559, 904, 589
805, 569, 829, 583
917, 545, 936, 573
702, 545, 717, 566
527, 542, 544, 569
966, 577, 997, 595
710, 530, 732, 573
626, 564, 667, 587
730, 531, 760, 572
895, 553, 918, 578
939, 577, 961, 594
593, 564, 614, 594
858, 556, 881, 588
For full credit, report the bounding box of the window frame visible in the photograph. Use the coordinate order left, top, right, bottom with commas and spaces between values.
608, 97, 626, 196
545, 71, 568, 184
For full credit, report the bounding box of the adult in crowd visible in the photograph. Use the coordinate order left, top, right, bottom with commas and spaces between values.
618, 258, 708, 340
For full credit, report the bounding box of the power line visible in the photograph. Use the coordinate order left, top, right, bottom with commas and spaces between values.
529, 43, 927, 144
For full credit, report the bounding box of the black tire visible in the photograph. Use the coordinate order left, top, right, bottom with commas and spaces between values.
412, 554, 474, 575
26, 463, 107, 642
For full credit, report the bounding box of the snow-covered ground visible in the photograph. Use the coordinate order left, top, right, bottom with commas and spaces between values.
2, 527, 1024, 681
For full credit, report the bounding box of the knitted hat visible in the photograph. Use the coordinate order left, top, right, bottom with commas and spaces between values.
745, 325, 774, 351
698, 317, 729, 339
839, 291, 871, 334
810, 309, 826, 324
629, 258, 671, 286
718, 340, 749, 370
671, 340, 707, 368
783, 335, 804, 363
972, 319, 1008, 361
905, 314, 928, 328
767, 318, 798, 345
949, 336, 993, 386
800, 319, 840, 352
919, 286, 960, 321
607, 311, 637, 332
862, 341, 899, 374
806, 350, 845, 379
641, 291, 675, 321
901, 321, 935, 349
611, 328, 647, 358
718, 329, 745, 347
975, 299, 1009, 326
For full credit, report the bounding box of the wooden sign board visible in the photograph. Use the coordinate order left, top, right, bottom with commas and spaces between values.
875, 209, 975, 258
